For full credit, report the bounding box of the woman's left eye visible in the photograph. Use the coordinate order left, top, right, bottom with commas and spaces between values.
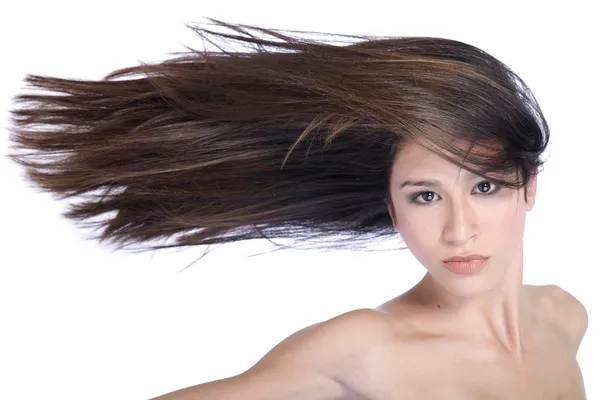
475, 181, 498, 194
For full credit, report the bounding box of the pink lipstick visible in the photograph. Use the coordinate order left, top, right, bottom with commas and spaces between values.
442, 255, 489, 275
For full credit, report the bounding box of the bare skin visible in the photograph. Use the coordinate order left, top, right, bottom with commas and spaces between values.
150, 281, 587, 400
151, 141, 588, 399
368, 280, 588, 399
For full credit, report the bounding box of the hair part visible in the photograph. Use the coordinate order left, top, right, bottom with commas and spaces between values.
7, 18, 549, 256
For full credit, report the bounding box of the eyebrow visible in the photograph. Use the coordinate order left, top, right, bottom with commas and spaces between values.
398, 171, 481, 189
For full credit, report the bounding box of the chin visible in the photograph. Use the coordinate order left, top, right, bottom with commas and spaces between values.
442, 279, 498, 299
428, 258, 504, 297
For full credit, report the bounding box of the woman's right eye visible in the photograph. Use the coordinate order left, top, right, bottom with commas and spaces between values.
410, 191, 439, 205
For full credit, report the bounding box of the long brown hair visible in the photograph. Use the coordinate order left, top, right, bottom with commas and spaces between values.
7, 18, 549, 256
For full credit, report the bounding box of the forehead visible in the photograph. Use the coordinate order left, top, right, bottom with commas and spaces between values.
391, 138, 505, 175
391, 141, 462, 178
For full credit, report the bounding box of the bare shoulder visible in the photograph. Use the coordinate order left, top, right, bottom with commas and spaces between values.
248, 308, 395, 394
535, 284, 588, 348
275, 307, 394, 346
280, 308, 397, 366
151, 308, 394, 400
325, 307, 396, 334
258, 308, 395, 364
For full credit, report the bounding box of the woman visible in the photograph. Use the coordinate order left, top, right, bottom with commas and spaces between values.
8, 18, 587, 399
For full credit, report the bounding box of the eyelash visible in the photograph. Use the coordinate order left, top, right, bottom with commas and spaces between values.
409, 181, 501, 205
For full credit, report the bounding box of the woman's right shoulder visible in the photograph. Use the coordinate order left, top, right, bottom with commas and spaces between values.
322, 307, 397, 331
304, 307, 397, 351
150, 308, 395, 400
248, 308, 397, 397
260, 308, 397, 395
261, 307, 397, 366
323, 307, 399, 342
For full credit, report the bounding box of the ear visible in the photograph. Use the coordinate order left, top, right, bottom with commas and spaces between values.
387, 202, 400, 233
525, 173, 538, 212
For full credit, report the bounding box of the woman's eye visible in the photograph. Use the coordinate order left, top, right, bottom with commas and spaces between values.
475, 181, 497, 194
410, 181, 499, 205
411, 191, 439, 204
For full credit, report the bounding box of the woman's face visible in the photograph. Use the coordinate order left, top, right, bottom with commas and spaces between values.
387, 141, 537, 296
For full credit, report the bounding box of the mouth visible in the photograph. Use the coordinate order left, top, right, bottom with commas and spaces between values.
443, 254, 488, 263
442, 255, 489, 275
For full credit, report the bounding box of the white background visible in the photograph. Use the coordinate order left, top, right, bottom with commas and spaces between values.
1, 1, 598, 399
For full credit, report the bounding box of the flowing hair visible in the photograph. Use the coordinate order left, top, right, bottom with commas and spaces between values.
6, 18, 549, 256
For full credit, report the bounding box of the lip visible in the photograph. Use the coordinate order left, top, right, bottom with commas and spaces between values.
443, 254, 488, 262
442, 255, 489, 275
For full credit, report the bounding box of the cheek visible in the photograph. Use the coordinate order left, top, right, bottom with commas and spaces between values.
487, 200, 527, 243
395, 212, 441, 258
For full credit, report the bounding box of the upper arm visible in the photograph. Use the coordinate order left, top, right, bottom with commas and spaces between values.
150, 308, 389, 400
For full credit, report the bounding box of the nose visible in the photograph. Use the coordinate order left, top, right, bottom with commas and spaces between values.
442, 196, 478, 245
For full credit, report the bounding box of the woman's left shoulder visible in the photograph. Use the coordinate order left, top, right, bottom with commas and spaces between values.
535, 284, 588, 348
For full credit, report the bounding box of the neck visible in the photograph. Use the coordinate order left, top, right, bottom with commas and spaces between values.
414, 250, 532, 358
